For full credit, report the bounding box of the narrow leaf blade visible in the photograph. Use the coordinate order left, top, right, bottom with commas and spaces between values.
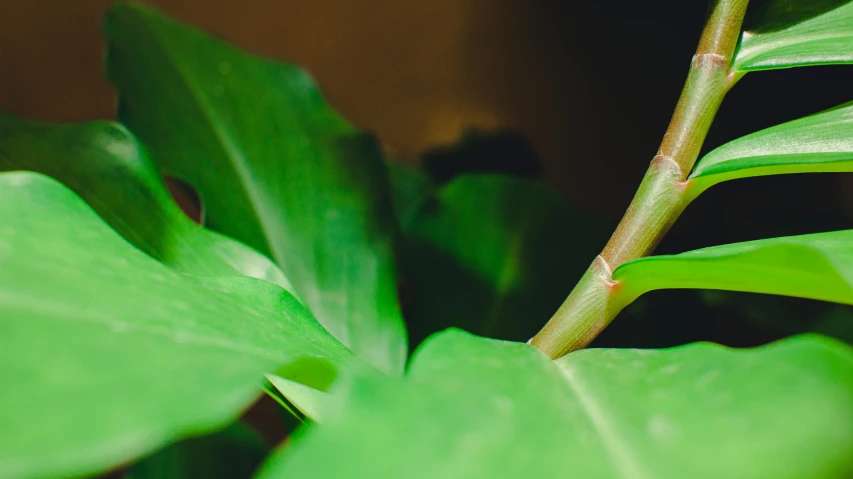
614, 230, 853, 307
689, 100, 853, 199
734, 0, 853, 71
265, 374, 332, 423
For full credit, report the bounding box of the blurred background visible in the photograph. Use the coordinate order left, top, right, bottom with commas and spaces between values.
3, 0, 853, 348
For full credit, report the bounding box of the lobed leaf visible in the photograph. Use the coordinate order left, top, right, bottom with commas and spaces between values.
257, 330, 853, 478
614, 230, 853, 307
105, 1, 407, 373
734, 0, 853, 71
0, 172, 354, 479
0, 111, 295, 293
687, 100, 853, 201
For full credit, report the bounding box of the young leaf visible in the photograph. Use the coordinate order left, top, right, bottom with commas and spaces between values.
687, 100, 853, 202
125, 423, 268, 479
0, 111, 295, 293
403, 175, 606, 345
613, 230, 853, 308
0, 172, 354, 479
734, 0, 853, 71
104, 1, 407, 373
258, 330, 853, 478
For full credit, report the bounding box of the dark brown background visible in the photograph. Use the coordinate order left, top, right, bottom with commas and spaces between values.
3, 1, 853, 221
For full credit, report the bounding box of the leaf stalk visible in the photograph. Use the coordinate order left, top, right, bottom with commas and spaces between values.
531, 0, 750, 358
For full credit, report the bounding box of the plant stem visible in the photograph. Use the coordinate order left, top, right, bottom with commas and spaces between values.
531, 0, 750, 359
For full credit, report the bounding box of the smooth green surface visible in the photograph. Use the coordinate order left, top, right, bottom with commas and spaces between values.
734, 0, 853, 71
126, 423, 268, 479
614, 230, 853, 306
0, 172, 354, 479
403, 175, 605, 345
688, 100, 853, 201
258, 330, 853, 478
0, 111, 294, 292
105, 1, 407, 373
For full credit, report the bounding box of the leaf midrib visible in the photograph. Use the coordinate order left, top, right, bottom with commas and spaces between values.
139, 23, 281, 263
557, 362, 651, 479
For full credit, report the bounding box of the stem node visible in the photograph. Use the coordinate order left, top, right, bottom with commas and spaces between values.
531, 0, 750, 358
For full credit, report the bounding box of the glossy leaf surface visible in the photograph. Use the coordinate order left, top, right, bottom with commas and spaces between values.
126, 423, 268, 479
105, 1, 406, 373
688, 101, 853, 201
0, 172, 353, 479
0, 111, 294, 292
734, 0, 853, 71
614, 230, 853, 307
259, 330, 853, 478
403, 175, 605, 345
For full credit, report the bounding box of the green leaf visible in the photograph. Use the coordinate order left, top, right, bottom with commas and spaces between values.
385, 160, 434, 229
734, 0, 853, 71
403, 175, 606, 345
126, 423, 268, 479
613, 230, 853, 308
258, 330, 853, 478
0, 111, 295, 293
266, 374, 332, 423
0, 172, 354, 479
104, 1, 407, 373
687, 101, 853, 201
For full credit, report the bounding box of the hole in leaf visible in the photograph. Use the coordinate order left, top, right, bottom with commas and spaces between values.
164, 176, 204, 224
241, 394, 294, 446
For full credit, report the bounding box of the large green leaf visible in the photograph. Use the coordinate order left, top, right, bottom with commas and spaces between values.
126, 423, 268, 479
258, 329, 853, 478
105, 1, 407, 373
0, 172, 354, 479
403, 175, 605, 345
0, 111, 294, 292
686, 101, 853, 202
613, 230, 853, 308
734, 0, 853, 71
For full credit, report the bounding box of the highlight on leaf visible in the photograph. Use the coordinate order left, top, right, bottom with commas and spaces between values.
613, 230, 853, 310
734, 0, 853, 71
685, 99, 853, 203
